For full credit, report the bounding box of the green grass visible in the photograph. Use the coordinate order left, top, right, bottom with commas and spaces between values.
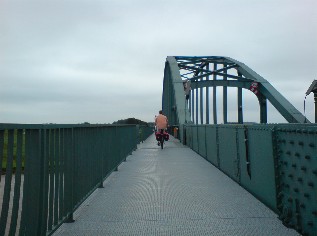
1, 129, 25, 173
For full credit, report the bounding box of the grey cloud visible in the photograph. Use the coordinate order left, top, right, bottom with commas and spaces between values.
1, 0, 316, 124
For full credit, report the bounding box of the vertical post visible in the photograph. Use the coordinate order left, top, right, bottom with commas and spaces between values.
196, 81, 199, 124
259, 95, 268, 123
189, 90, 191, 117
54, 129, 60, 226
0, 130, 14, 235
65, 128, 75, 223
99, 127, 105, 188
19, 129, 43, 235
223, 64, 228, 124
200, 73, 204, 124
8, 129, 23, 236
238, 87, 243, 124
39, 129, 49, 234
206, 63, 210, 124
213, 63, 217, 124
314, 92, 317, 123
191, 88, 195, 122
237, 71, 243, 124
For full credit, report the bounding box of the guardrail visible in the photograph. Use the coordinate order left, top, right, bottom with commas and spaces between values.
184, 123, 317, 236
0, 124, 152, 236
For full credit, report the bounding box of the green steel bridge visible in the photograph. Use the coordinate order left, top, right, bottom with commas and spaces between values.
0, 56, 316, 236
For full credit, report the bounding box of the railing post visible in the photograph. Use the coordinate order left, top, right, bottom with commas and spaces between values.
19, 129, 45, 235
216, 126, 220, 167
0, 130, 14, 235
65, 128, 75, 223
8, 129, 23, 236
314, 92, 317, 123
99, 127, 105, 188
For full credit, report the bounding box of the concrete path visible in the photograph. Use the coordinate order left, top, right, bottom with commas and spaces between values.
54, 134, 300, 236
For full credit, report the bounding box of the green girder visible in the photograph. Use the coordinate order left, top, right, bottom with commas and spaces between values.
162, 56, 309, 142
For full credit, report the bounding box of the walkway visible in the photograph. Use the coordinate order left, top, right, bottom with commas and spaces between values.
54, 135, 299, 236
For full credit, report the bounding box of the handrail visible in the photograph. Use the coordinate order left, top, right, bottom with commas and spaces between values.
184, 123, 317, 236
0, 124, 152, 235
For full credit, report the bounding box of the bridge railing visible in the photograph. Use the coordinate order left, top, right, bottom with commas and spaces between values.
0, 124, 152, 236
184, 123, 317, 236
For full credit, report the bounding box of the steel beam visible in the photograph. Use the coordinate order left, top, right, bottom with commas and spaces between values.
223, 64, 228, 124
206, 63, 210, 124
213, 63, 217, 124
224, 57, 308, 123
238, 87, 243, 124
162, 56, 309, 143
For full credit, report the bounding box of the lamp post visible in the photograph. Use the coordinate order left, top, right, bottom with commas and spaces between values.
306, 80, 317, 123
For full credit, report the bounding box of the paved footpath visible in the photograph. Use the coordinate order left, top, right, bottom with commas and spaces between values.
54, 134, 300, 236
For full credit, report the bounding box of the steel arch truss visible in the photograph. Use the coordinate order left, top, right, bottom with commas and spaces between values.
162, 56, 308, 140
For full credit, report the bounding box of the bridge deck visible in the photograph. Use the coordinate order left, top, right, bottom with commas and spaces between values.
54, 134, 299, 236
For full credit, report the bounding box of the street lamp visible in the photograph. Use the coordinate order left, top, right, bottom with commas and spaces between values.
306, 80, 317, 123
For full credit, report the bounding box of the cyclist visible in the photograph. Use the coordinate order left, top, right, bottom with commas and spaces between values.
155, 110, 168, 145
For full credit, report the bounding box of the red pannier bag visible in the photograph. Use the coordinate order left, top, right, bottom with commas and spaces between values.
163, 132, 169, 141
155, 132, 161, 141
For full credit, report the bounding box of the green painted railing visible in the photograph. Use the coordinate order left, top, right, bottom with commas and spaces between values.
0, 124, 152, 236
184, 123, 317, 236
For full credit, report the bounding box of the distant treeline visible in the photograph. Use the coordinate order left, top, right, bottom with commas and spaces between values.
113, 118, 152, 126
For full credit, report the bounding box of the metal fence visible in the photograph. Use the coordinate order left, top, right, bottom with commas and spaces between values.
0, 124, 152, 236
184, 123, 317, 236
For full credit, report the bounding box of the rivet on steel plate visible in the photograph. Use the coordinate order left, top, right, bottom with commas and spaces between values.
308, 182, 314, 187
304, 155, 311, 160
307, 221, 314, 227
277, 192, 284, 198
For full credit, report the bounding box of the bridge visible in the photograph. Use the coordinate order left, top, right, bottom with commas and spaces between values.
0, 56, 316, 236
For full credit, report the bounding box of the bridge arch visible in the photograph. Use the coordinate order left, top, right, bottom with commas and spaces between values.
162, 56, 308, 141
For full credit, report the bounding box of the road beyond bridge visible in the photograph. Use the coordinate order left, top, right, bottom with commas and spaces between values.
54, 134, 299, 236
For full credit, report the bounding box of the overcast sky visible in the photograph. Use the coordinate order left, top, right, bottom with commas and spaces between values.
1, 0, 316, 124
